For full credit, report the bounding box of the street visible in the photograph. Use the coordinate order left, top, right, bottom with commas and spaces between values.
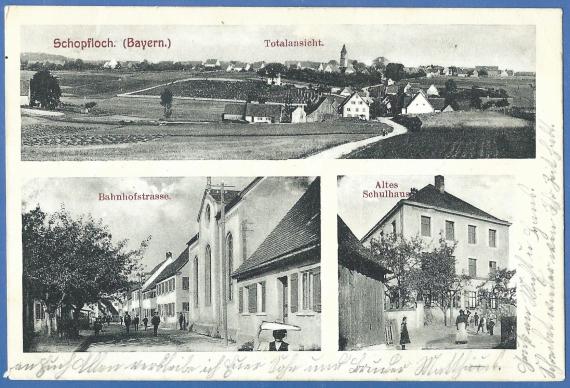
77, 323, 237, 352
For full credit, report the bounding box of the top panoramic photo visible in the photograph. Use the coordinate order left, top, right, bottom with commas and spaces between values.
19, 24, 536, 161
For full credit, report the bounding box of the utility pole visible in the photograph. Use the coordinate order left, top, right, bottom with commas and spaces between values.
211, 181, 235, 347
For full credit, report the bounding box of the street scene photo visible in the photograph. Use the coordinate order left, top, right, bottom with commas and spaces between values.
337, 175, 517, 350
20, 24, 535, 160
22, 176, 321, 352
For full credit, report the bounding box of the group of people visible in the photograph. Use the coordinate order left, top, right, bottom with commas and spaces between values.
455, 309, 496, 344
398, 309, 498, 349
120, 312, 162, 336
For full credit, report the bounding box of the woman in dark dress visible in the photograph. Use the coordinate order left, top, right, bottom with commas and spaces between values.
400, 317, 411, 350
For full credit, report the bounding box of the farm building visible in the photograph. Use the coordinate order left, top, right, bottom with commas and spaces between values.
233, 178, 321, 350
266, 73, 282, 86
290, 106, 307, 123
306, 92, 370, 122
306, 95, 346, 122
401, 91, 446, 114
203, 59, 221, 69
361, 175, 512, 324
338, 216, 389, 351
222, 103, 283, 123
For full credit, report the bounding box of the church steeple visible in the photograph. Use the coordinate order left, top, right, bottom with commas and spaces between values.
340, 44, 348, 69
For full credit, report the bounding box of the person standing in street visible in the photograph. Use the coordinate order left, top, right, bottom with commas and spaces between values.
488, 318, 496, 336
400, 317, 411, 350
142, 316, 149, 331
124, 312, 132, 334
133, 315, 140, 331
151, 312, 161, 336
179, 312, 186, 330
474, 312, 480, 329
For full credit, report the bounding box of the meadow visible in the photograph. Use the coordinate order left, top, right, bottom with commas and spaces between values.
346, 111, 535, 159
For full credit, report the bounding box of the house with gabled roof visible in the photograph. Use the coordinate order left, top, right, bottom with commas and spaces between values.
339, 92, 370, 120
233, 178, 321, 350
222, 103, 283, 123
155, 245, 192, 328
140, 252, 174, 319
402, 90, 447, 114
203, 59, 221, 69
361, 175, 511, 322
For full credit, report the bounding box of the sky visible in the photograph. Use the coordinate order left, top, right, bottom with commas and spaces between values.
337, 175, 515, 240
22, 24, 536, 71
22, 176, 255, 272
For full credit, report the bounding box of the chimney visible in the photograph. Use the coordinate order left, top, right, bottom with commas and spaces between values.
434, 175, 445, 193
166, 251, 173, 260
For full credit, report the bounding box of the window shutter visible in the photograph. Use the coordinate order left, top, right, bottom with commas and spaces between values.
238, 287, 243, 313
290, 273, 299, 313
248, 285, 257, 313
261, 282, 266, 313
313, 272, 321, 312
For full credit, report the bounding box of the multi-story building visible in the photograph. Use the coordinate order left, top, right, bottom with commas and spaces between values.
188, 177, 317, 344
155, 245, 191, 328
361, 175, 511, 320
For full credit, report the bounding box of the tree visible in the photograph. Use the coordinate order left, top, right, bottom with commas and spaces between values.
370, 234, 424, 309
259, 62, 287, 78
160, 88, 173, 119
369, 99, 387, 119
477, 268, 516, 315
29, 70, 61, 110
416, 237, 470, 326
22, 206, 149, 337
444, 79, 458, 109
385, 63, 405, 81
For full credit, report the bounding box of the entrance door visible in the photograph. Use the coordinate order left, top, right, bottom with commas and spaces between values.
279, 276, 288, 322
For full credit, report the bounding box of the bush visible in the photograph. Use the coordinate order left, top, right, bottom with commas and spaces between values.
84, 102, 97, 110
392, 114, 422, 132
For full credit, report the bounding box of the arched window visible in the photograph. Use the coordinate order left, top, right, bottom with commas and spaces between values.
205, 245, 212, 306
193, 256, 199, 307
226, 233, 234, 301
205, 204, 211, 225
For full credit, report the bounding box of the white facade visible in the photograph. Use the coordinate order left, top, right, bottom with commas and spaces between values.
402, 92, 435, 114
426, 84, 439, 96
290, 106, 307, 123
188, 178, 311, 340
341, 93, 370, 120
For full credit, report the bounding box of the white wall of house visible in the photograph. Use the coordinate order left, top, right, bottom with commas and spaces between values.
403, 93, 434, 114
188, 178, 312, 340
236, 260, 321, 350
363, 201, 510, 314
291, 107, 307, 123
342, 94, 369, 120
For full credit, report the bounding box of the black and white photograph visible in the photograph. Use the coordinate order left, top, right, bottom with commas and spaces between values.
20, 24, 535, 160
338, 175, 517, 350
22, 176, 321, 352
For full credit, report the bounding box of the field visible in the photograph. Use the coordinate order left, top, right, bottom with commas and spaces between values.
21, 116, 390, 160
20, 69, 537, 160
134, 79, 320, 104
21, 70, 198, 98
397, 76, 535, 109
347, 111, 535, 159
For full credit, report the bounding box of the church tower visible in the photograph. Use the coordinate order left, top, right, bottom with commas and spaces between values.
340, 44, 348, 70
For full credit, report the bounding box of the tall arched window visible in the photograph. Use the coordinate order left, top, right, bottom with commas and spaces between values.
226, 233, 234, 301
205, 245, 212, 306
193, 256, 199, 307
205, 204, 211, 225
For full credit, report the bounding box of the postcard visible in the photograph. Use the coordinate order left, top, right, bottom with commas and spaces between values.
3, 5, 564, 382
